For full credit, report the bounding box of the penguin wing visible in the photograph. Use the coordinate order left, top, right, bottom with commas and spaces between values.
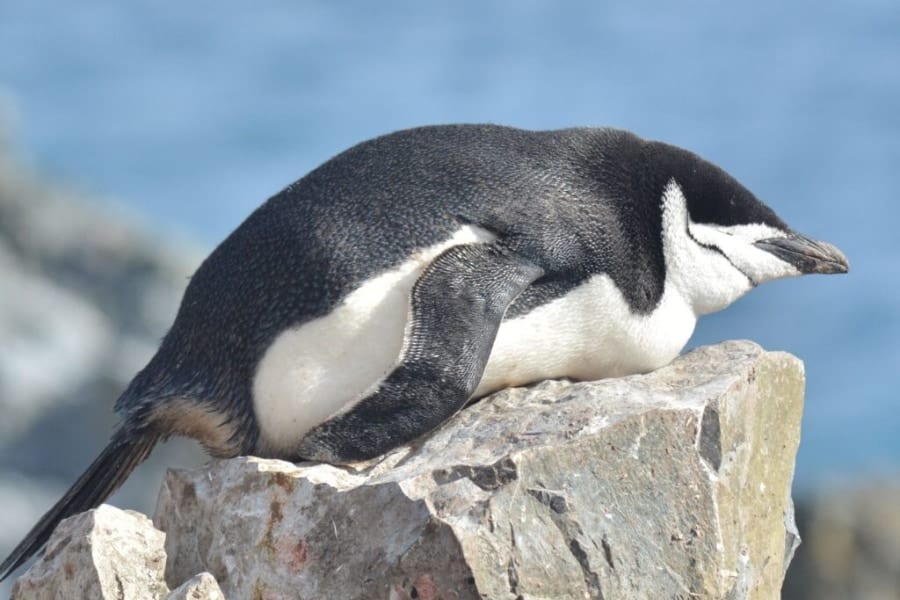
295, 242, 544, 463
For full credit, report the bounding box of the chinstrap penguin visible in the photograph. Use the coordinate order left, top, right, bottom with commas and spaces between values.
0, 124, 848, 580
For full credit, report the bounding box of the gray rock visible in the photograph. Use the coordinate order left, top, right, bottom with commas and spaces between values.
10, 505, 169, 600
166, 573, 225, 600
153, 340, 804, 599
783, 482, 900, 600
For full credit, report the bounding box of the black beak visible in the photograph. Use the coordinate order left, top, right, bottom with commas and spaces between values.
754, 234, 850, 275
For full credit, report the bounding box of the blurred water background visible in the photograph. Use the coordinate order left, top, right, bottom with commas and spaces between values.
0, 1, 898, 595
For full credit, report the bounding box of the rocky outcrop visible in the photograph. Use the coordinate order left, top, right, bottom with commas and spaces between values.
150, 341, 803, 599
10, 340, 804, 599
7, 342, 803, 600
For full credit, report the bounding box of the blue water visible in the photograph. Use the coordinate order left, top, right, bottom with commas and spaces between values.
1, 1, 897, 491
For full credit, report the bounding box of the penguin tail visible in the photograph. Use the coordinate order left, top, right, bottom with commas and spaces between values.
0, 426, 160, 581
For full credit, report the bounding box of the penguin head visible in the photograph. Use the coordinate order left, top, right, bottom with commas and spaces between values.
649, 140, 849, 315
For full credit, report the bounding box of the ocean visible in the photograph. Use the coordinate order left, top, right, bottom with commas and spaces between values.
1, 0, 897, 491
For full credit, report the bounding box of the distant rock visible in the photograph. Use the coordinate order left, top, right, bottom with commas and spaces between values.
783, 482, 900, 600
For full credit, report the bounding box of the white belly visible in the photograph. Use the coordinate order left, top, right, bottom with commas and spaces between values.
252, 229, 697, 453
252, 226, 495, 452
475, 274, 697, 397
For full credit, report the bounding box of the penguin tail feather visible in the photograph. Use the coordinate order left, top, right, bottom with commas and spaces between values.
0, 426, 159, 581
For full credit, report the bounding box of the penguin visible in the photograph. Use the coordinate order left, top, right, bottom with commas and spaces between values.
0, 124, 848, 580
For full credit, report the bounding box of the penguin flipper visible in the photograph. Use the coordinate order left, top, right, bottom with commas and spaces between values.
296, 243, 543, 464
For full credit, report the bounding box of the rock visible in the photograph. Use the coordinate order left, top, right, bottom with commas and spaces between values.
782, 481, 900, 600
166, 572, 225, 600
153, 340, 804, 599
10, 505, 169, 600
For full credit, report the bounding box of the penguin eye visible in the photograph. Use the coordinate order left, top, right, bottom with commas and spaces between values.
719, 226, 738, 236
709, 226, 735, 237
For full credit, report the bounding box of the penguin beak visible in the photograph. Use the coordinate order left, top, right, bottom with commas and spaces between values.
754, 234, 850, 274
